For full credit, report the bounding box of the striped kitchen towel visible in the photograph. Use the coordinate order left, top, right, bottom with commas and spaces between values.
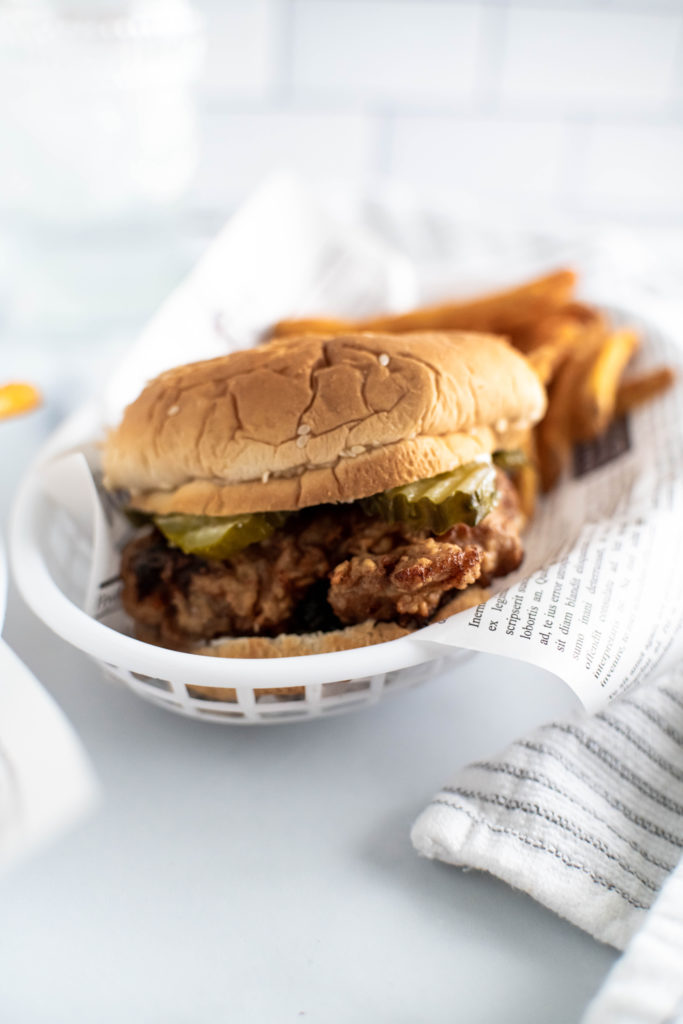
411, 664, 683, 951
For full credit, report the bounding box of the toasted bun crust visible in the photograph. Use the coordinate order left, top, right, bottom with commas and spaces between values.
103, 332, 545, 515
194, 619, 412, 661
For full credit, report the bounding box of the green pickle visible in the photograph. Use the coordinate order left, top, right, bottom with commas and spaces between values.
492, 449, 527, 473
362, 458, 498, 533
147, 453, 520, 558
154, 511, 288, 560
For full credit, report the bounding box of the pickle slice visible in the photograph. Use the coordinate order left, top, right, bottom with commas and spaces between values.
362, 459, 498, 532
154, 511, 288, 560
493, 449, 528, 473
144, 458, 506, 557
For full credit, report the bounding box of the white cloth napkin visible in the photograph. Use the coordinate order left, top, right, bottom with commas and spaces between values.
412, 666, 683, 1016
583, 854, 683, 1024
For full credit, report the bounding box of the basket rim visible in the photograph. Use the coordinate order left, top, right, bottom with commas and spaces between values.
8, 405, 451, 686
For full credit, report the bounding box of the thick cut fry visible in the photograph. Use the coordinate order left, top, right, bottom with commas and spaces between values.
0, 382, 41, 421
615, 367, 675, 417
268, 316, 350, 337
535, 420, 571, 494
522, 305, 607, 397
518, 302, 606, 354
268, 268, 577, 344
573, 329, 640, 441
527, 342, 570, 385
504, 430, 540, 522
533, 326, 604, 490
514, 462, 540, 523
530, 304, 613, 489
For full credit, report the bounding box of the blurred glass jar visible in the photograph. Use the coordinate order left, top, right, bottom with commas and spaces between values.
0, 0, 205, 335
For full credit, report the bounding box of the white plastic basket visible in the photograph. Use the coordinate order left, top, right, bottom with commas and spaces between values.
9, 403, 466, 725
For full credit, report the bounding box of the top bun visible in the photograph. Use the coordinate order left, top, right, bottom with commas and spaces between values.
103, 331, 546, 516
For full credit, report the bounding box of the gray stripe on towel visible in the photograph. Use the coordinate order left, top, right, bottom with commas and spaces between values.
430, 799, 651, 911
442, 787, 665, 893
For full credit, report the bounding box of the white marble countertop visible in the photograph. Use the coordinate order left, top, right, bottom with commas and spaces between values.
0, 339, 618, 1022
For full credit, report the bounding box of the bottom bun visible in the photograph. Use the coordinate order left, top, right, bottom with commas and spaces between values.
179, 586, 489, 704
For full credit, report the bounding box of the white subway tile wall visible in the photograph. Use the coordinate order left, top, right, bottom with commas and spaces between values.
201, 1, 276, 100
580, 123, 683, 216
191, 0, 683, 227
194, 110, 375, 208
500, 10, 681, 111
290, 1, 482, 104
390, 116, 568, 198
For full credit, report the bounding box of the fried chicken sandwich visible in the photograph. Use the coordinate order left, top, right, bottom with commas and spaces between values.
103, 331, 546, 657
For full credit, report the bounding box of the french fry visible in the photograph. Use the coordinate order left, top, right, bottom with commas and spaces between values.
615, 367, 675, 417
527, 342, 570, 386
0, 382, 41, 421
268, 268, 577, 344
519, 302, 606, 354
515, 461, 540, 523
502, 429, 540, 522
269, 316, 351, 338
572, 329, 640, 441
528, 302, 613, 488
535, 419, 571, 494
533, 323, 605, 490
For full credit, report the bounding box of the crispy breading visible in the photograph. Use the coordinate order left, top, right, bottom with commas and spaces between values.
120, 472, 524, 646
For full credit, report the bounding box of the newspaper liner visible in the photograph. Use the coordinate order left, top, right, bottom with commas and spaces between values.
39, 176, 683, 714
